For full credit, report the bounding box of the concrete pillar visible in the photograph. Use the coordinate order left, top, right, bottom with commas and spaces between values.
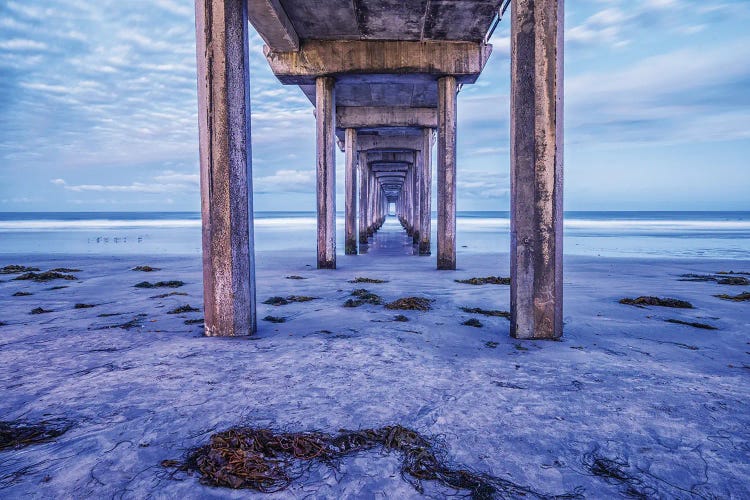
344, 128, 357, 255
316, 76, 336, 269
419, 128, 432, 255
510, 0, 564, 340
195, 0, 256, 336
437, 76, 457, 270
358, 152, 369, 245
367, 172, 375, 235
412, 151, 421, 245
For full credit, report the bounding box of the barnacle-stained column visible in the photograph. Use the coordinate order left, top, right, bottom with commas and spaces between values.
419, 128, 433, 256
316, 76, 336, 269
437, 76, 457, 270
344, 128, 357, 255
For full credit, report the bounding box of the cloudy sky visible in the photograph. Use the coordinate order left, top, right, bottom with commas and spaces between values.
0, 0, 748, 212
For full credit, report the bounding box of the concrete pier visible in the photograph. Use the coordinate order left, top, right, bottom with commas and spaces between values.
316, 76, 336, 269
437, 76, 457, 270
510, 0, 565, 340
344, 128, 357, 255
195, 0, 256, 336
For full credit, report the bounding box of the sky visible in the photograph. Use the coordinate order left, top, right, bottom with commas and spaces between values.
0, 0, 748, 212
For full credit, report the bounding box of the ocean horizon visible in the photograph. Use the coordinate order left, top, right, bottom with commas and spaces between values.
1, 210, 748, 259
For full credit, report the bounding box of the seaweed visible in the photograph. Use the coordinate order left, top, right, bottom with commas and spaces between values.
285, 275, 307, 280
132, 265, 161, 272
348, 277, 388, 284
460, 307, 511, 319
664, 319, 717, 330
49, 267, 81, 273
167, 425, 559, 499
718, 276, 750, 286
678, 273, 749, 286
393, 314, 409, 322
134, 280, 185, 289
263, 316, 286, 323
13, 271, 77, 282
717, 270, 750, 276
385, 297, 432, 311
0, 265, 40, 274
619, 296, 693, 309
455, 276, 510, 286
463, 318, 483, 328
0, 420, 70, 451
12, 291, 32, 297
95, 314, 147, 331
74, 303, 96, 309
263, 296, 318, 306
185, 318, 204, 325
47, 286, 69, 291
343, 289, 383, 307
485, 341, 499, 349
714, 291, 750, 302
30, 307, 52, 315
150, 291, 189, 299
582, 449, 654, 499
167, 304, 200, 314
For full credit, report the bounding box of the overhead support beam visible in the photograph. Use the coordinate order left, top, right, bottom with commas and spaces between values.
357, 135, 423, 152
316, 76, 336, 269
366, 152, 415, 164
344, 128, 357, 255
247, 0, 299, 52
437, 76, 457, 270
265, 40, 492, 85
336, 107, 437, 129
419, 128, 433, 256
510, 0, 565, 340
195, 0, 256, 336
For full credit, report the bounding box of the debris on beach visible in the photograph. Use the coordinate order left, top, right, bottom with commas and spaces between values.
0, 420, 70, 451
74, 303, 96, 309
150, 291, 189, 299
12, 291, 32, 297
134, 280, 185, 289
185, 318, 204, 325
132, 265, 161, 272
95, 314, 147, 331
679, 273, 750, 286
455, 276, 510, 285
348, 277, 389, 284
263, 295, 317, 306
167, 304, 199, 314
393, 314, 409, 322
0, 265, 40, 274
343, 289, 383, 307
263, 315, 286, 323
460, 307, 511, 319
665, 319, 717, 330
385, 297, 432, 311
716, 270, 750, 276
285, 275, 307, 280
14, 271, 78, 282
713, 291, 750, 302
47, 285, 69, 291
30, 307, 52, 314
462, 318, 483, 328
168, 425, 545, 498
49, 267, 81, 273
485, 341, 499, 348
619, 296, 693, 309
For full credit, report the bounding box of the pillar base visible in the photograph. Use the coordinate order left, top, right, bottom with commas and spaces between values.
345, 240, 357, 255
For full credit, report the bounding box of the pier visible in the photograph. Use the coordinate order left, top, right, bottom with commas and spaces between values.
194, 0, 564, 339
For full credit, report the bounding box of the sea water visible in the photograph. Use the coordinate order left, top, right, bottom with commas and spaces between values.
0, 211, 748, 259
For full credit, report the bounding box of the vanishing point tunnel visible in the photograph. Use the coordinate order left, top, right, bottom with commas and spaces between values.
194, 0, 563, 340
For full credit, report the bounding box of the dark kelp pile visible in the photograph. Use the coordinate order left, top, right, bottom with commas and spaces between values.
455, 277, 510, 286
343, 289, 383, 307
619, 296, 693, 309
167, 425, 562, 499
714, 291, 750, 302
167, 304, 200, 314
664, 319, 717, 330
263, 295, 318, 306
460, 307, 511, 319
0, 265, 40, 274
134, 280, 185, 289
14, 271, 77, 282
262, 315, 286, 323
679, 273, 750, 286
132, 265, 161, 272
385, 297, 432, 311
0, 420, 70, 451
462, 318, 483, 328
348, 277, 388, 284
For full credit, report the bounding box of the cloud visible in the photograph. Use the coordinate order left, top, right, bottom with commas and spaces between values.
50, 170, 199, 194
255, 169, 315, 194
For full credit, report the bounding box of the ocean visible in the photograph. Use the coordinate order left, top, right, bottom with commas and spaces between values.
0, 211, 748, 259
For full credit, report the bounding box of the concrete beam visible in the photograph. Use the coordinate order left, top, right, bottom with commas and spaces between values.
316, 76, 336, 269
336, 107, 437, 129
265, 40, 492, 85
357, 134, 423, 152
247, 0, 299, 52
195, 0, 256, 336
510, 0, 564, 340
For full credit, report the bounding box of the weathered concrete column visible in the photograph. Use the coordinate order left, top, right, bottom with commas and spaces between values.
316, 76, 336, 269
412, 151, 421, 245
358, 153, 369, 245
195, 0, 256, 336
367, 172, 375, 235
510, 0, 564, 340
437, 76, 457, 270
344, 128, 357, 255
419, 128, 433, 255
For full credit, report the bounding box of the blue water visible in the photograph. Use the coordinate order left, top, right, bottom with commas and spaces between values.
0, 211, 748, 259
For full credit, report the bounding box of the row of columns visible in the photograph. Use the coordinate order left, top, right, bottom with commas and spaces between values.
195, 0, 563, 339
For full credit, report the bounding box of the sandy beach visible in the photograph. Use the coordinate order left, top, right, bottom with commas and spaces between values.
1, 219, 749, 498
